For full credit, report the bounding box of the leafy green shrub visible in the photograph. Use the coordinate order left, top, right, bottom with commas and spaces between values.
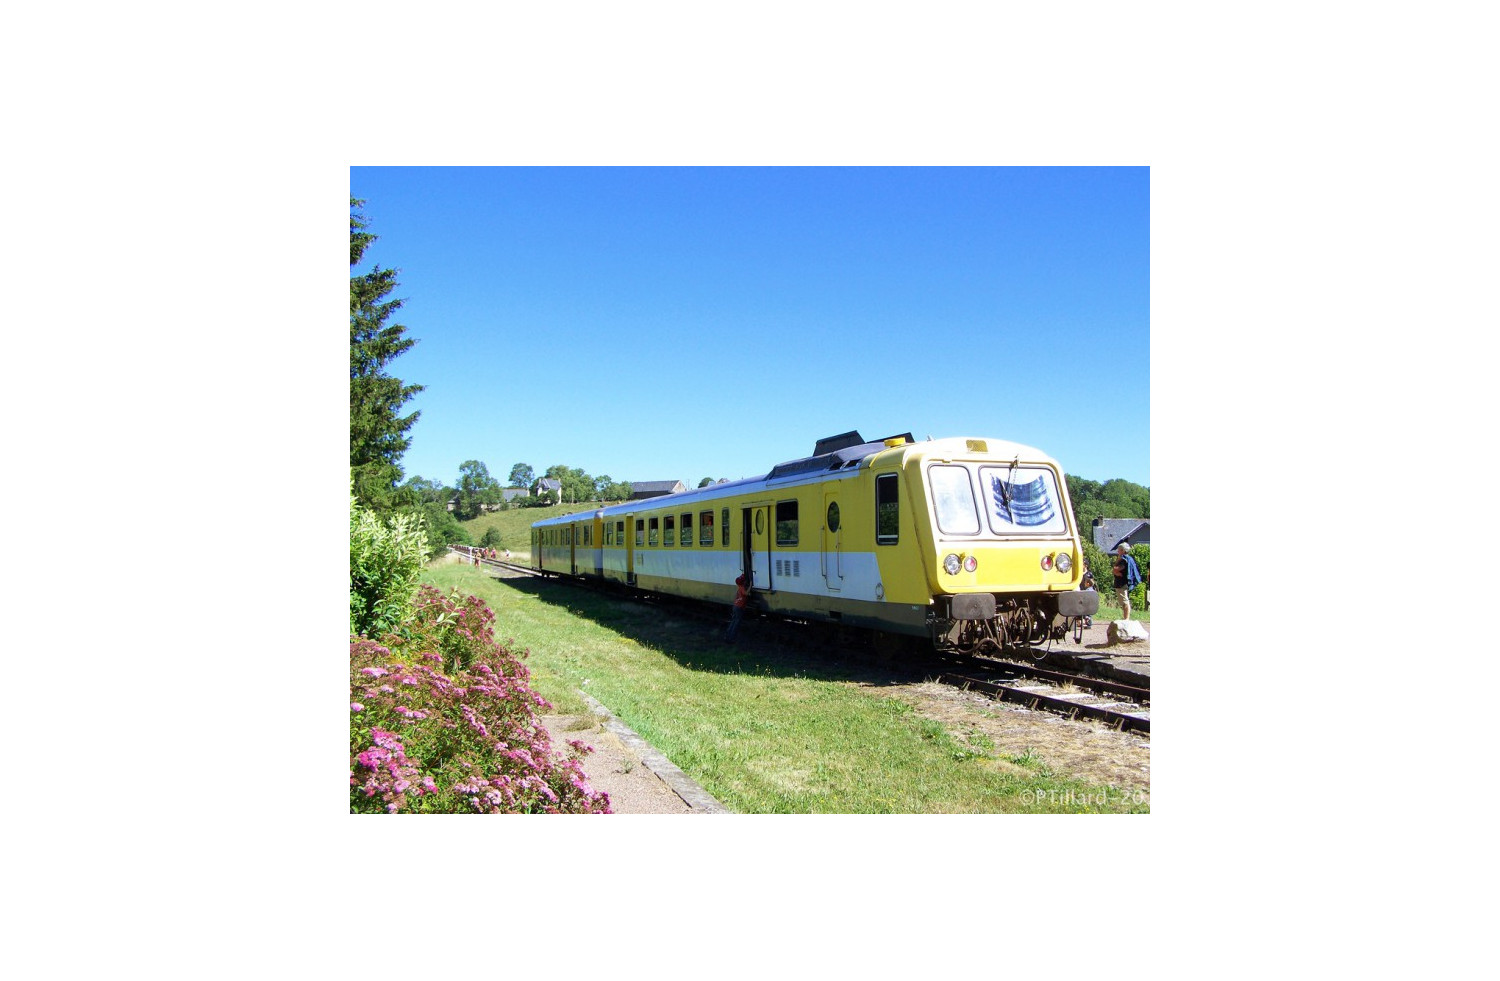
416, 502, 472, 556
349, 586, 611, 814
350, 492, 430, 637
479, 527, 505, 549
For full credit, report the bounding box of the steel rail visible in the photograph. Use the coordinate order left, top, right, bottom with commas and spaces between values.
938, 671, 1151, 735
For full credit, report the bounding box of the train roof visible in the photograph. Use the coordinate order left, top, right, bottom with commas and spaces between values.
531, 433, 1061, 528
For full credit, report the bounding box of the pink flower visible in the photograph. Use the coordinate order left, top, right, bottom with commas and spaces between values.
350, 702, 364, 712
361, 667, 388, 678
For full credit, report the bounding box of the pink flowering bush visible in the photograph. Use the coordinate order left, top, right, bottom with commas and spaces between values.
350, 587, 610, 814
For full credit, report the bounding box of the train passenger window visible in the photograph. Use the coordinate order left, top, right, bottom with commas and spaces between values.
876, 473, 899, 545
775, 500, 798, 546
721, 508, 729, 546
664, 515, 675, 547
699, 511, 714, 546
649, 517, 659, 547
680, 513, 692, 547
616, 520, 625, 546
605, 523, 613, 546
635, 519, 645, 547
929, 465, 980, 535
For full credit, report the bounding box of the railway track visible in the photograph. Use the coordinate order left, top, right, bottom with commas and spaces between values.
449, 546, 1150, 735
932, 654, 1150, 734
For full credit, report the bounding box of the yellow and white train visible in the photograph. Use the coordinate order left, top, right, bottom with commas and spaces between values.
531, 432, 1100, 653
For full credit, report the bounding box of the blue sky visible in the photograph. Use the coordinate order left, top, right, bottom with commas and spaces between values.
350, 166, 1149, 491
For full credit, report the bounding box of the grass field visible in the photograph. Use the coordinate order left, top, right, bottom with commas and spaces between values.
421, 561, 1147, 813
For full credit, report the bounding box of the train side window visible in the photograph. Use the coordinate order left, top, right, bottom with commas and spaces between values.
635, 519, 645, 547
776, 500, 798, 546
680, 512, 692, 547
664, 514, 675, 547
722, 507, 729, 546
649, 517, 659, 547
699, 510, 714, 546
616, 520, 625, 546
876, 473, 899, 545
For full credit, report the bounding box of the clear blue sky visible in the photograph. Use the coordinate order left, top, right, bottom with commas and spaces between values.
350, 166, 1149, 490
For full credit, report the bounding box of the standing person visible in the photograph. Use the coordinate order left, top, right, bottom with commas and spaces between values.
725, 574, 750, 642
1111, 543, 1142, 619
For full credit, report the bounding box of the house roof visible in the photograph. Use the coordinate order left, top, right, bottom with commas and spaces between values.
1092, 518, 1150, 551
632, 480, 684, 494
536, 478, 561, 490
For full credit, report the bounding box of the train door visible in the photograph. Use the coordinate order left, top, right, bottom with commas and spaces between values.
625, 512, 636, 586
822, 487, 843, 591
742, 504, 771, 591
568, 523, 577, 576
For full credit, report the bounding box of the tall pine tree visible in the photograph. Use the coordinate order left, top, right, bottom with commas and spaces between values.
350, 197, 424, 510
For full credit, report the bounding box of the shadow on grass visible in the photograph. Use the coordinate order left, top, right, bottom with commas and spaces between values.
495, 572, 931, 690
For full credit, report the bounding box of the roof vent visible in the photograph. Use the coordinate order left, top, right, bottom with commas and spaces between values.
813, 431, 866, 455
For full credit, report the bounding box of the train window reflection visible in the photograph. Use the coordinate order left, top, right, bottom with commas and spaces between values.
980, 466, 1065, 534
929, 465, 980, 535
776, 500, 798, 546
876, 474, 899, 544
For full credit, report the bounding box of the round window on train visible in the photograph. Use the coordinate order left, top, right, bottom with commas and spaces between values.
755, 511, 765, 535
826, 502, 840, 533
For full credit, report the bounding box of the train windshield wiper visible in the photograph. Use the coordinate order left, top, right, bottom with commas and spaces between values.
997, 455, 1017, 519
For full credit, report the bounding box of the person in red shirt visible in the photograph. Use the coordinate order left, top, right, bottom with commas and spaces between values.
725, 574, 750, 642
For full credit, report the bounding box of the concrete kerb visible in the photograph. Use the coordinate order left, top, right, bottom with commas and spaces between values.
579, 692, 730, 814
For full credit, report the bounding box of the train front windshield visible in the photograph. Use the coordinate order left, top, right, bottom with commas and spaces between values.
928, 464, 1069, 537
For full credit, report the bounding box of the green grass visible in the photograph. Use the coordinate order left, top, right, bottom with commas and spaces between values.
421, 563, 1148, 814
1095, 598, 1151, 622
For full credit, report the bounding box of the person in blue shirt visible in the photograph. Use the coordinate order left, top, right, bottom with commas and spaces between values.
1111, 543, 1143, 620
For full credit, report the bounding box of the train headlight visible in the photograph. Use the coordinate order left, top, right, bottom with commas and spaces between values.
964, 555, 977, 573
1055, 553, 1072, 574
1040, 554, 1053, 571
944, 554, 962, 576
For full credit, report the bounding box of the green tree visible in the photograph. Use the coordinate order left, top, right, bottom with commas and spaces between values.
400, 475, 450, 505
508, 463, 534, 488
545, 464, 595, 504
351, 198, 424, 510
455, 460, 500, 519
